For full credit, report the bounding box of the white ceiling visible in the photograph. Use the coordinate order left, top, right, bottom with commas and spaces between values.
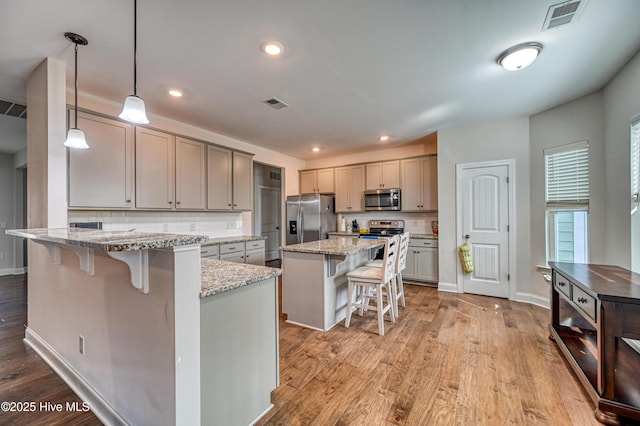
1, 0, 639, 159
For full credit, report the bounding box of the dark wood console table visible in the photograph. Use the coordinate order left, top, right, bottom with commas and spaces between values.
549, 262, 640, 425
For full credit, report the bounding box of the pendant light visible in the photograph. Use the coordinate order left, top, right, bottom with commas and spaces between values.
119, 0, 149, 124
64, 32, 89, 149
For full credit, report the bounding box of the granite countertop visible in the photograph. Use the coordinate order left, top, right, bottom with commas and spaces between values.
6, 228, 207, 252
327, 231, 360, 236
281, 237, 384, 256
201, 235, 266, 246
410, 234, 438, 240
200, 258, 282, 298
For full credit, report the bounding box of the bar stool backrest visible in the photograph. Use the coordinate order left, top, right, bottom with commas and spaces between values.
383, 235, 400, 284
397, 232, 411, 273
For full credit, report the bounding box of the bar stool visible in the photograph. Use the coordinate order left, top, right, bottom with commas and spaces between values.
366, 232, 410, 319
344, 235, 399, 336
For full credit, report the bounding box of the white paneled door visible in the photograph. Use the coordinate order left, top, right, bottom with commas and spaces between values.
461, 164, 510, 298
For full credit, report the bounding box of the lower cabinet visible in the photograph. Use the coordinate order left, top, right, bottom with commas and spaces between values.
216, 240, 266, 266
404, 238, 438, 283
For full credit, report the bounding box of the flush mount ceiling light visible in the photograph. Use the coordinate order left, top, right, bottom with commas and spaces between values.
119, 0, 149, 124
497, 42, 543, 71
260, 41, 283, 56
379, 135, 390, 142
64, 32, 89, 149
312, 147, 320, 153
168, 89, 183, 97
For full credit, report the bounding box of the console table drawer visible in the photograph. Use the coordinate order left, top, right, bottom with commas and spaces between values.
572, 285, 596, 321
553, 270, 572, 299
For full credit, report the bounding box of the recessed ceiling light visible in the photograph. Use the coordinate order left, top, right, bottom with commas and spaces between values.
379, 135, 390, 142
497, 42, 543, 71
260, 41, 283, 56
312, 147, 320, 153
168, 89, 183, 97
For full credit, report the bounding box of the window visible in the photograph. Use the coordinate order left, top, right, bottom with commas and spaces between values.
545, 141, 589, 263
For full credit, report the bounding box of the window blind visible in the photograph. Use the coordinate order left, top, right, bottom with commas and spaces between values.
545, 141, 589, 209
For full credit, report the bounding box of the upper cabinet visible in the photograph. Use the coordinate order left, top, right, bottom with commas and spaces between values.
68, 112, 134, 209
400, 156, 438, 212
299, 168, 334, 194
365, 160, 400, 190
207, 147, 253, 211
335, 165, 365, 212
175, 137, 206, 210
135, 127, 176, 209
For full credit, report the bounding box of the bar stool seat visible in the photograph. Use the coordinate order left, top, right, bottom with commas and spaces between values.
345, 235, 399, 336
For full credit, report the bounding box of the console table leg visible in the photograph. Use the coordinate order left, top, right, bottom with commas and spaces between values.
594, 408, 620, 426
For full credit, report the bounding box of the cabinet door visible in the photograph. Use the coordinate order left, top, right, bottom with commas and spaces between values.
299, 170, 317, 194
365, 163, 383, 190
334, 167, 350, 212
233, 152, 253, 211
348, 165, 365, 211
175, 137, 206, 210
382, 160, 400, 188
316, 168, 334, 193
417, 247, 439, 282
404, 250, 418, 280
245, 248, 265, 265
421, 156, 438, 211
135, 127, 175, 209
207, 146, 232, 210
400, 158, 422, 211
69, 112, 133, 208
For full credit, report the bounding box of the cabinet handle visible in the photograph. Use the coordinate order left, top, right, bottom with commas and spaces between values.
558, 281, 566, 287
176, 201, 181, 205
228, 203, 232, 206
233, 203, 237, 206
168, 201, 173, 204
577, 297, 587, 304
126, 199, 131, 203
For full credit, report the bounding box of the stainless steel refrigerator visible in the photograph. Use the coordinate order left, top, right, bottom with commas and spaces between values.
286, 194, 337, 245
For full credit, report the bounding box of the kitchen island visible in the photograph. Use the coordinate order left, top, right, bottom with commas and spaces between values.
6, 228, 281, 426
281, 237, 384, 331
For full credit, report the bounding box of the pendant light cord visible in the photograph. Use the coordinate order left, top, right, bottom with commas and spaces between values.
133, 0, 138, 97
74, 42, 79, 129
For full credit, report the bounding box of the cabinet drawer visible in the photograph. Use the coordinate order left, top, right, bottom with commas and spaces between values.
245, 240, 265, 250
553, 270, 572, 299
409, 238, 438, 248
220, 243, 244, 255
200, 246, 219, 258
571, 285, 596, 321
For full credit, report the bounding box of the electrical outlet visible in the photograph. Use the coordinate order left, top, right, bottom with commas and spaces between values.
78, 335, 85, 355
189, 223, 195, 232
162, 223, 169, 232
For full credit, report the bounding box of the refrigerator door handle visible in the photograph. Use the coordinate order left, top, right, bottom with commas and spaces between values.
299, 207, 305, 243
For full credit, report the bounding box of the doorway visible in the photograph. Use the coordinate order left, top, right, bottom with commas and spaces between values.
456, 160, 515, 299
253, 163, 283, 262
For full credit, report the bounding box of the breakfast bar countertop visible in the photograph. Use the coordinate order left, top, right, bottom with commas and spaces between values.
6, 227, 207, 252
281, 237, 384, 256
200, 258, 282, 298
201, 235, 266, 246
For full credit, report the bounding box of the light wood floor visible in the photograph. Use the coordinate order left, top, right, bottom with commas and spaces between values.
0, 274, 626, 425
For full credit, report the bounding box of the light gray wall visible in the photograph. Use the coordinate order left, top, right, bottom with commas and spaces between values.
529, 91, 606, 287
603, 51, 640, 269
437, 117, 533, 298
0, 154, 15, 273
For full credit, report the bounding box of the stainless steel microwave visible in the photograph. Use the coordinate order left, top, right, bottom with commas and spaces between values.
364, 188, 401, 211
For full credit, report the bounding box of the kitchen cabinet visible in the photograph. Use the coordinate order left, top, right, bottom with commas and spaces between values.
334, 165, 365, 212
218, 241, 266, 265
207, 147, 253, 211
68, 112, 134, 209
175, 137, 206, 210
365, 161, 400, 190
404, 238, 438, 283
135, 127, 175, 209
245, 240, 266, 265
300, 168, 334, 194
400, 156, 438, 212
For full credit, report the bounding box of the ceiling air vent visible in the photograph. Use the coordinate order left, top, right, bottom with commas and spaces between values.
542, 0, 586, 31
262, 97, 289, 110
0, 98, 27, 119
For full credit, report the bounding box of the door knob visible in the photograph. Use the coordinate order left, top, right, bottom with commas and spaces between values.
464, 234, 470, 240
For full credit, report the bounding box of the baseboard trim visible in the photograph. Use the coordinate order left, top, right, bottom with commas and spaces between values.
249, 403, 275, 426
24, 328, 128, 426
515, 292, 550, 309
438, 281, 459, 293
0, 267, 26, 276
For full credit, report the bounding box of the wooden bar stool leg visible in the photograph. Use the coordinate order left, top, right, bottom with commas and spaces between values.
345, 279, 354, 328
376, 284, 385, 336
398, 273, 406, 308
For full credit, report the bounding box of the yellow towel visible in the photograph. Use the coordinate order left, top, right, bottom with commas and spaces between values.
459, 242, 473, 274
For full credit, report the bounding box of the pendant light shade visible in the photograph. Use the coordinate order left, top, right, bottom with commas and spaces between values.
64, 32, 89, 149
119, 0, 149, 124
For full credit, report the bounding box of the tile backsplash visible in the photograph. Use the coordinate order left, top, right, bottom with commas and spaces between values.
68, 210, 251, 237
